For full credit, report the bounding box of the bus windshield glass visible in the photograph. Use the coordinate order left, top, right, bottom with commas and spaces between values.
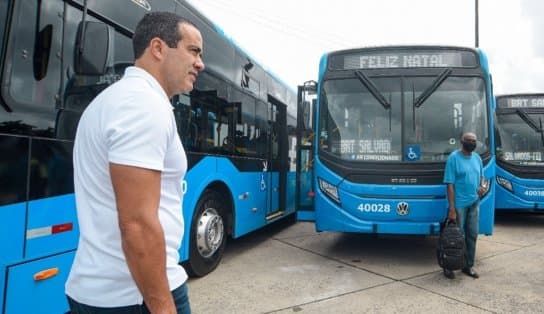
0, 1, 7, 62
496, 111, 544, 166
319, 75, 489, 162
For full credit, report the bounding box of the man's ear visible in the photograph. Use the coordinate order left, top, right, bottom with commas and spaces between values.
148, 37, 165, 60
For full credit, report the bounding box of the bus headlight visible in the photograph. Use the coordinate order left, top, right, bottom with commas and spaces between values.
496, 176, 513, 192
318, 177, 340, 203
480, 178, 491, 197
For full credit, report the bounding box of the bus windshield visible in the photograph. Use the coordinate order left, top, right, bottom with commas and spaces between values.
319, 75, 489, 162
496, 111, 544, 166
0, 1, 7, 65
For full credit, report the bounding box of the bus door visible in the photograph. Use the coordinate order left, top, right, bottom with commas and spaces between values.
266, 100, 287, 219
296, 81, 317, 220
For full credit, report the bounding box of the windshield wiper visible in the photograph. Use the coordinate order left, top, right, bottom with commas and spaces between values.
354, 70, 392, 131
355, 70, 391, 109
412, 82, 416, 131
516, 110, 544, 147
413, 68, 452, 108
516, 109, 542, 133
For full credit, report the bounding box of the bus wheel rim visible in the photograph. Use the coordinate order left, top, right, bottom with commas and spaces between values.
196, 208, 224, 258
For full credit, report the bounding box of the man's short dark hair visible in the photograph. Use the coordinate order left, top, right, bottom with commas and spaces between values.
132, 11, 197, 59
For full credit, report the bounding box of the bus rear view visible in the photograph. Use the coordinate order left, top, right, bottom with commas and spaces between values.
495, 94, 544, 211
299, 46, 495, 235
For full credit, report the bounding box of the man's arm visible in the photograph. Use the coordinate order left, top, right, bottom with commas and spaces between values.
446, 183, 457, 221
110, 163, 175, 314
477, 158, 486, 197
444, 155, 456, 221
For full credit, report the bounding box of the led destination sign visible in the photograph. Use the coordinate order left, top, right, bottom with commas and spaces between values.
331, 49, 478, 70
497, 96, 544, 109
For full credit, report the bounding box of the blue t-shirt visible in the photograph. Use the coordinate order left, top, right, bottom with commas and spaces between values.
443, 150, 483, 208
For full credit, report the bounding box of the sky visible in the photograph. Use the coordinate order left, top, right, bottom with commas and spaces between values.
186, 0, 544, 95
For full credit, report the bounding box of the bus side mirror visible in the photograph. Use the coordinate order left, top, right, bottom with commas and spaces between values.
74, 21, 109, 75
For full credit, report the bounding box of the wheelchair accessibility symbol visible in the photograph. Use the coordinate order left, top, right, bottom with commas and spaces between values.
260, 161, 268, 191
406, 145, 420, 161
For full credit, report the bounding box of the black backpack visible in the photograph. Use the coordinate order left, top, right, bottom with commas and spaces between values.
436, 219, 466, 270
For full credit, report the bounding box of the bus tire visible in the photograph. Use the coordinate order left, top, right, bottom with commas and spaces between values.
185, 189, 227, 277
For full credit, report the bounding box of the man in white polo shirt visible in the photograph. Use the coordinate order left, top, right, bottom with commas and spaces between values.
66, 12, 204, 314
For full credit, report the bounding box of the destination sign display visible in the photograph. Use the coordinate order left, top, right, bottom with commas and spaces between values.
502, 151, 542, 161
333, 139, 401, 161
330, 49, 478, 70
497, 95, 544, 109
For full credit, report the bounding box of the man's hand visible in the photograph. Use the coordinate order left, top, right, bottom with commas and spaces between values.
446, 184, 456, 222
448, 207, 457, 221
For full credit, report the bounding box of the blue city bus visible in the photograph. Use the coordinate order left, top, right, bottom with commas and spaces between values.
0, 0, 299, 313
495, 94, 544, 211
297, 46, 495, 236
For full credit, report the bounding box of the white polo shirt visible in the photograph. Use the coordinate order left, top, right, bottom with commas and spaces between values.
66, 66, 187, 307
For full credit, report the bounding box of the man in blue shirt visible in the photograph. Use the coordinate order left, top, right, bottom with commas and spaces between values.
443, 132, 486, 279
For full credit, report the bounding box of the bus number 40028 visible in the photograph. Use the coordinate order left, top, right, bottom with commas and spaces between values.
357, 203, 391, 213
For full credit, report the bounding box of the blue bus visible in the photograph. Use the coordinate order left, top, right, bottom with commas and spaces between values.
297, 46, 495, 236
0, 0, 298, 312
495, 94, 544, 211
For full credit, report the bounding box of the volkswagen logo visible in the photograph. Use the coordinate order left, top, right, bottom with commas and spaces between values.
396, 202, 409, 216
131, 0, 151, 11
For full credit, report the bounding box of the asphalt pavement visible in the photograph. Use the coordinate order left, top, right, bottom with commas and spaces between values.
188, 212, 544, 313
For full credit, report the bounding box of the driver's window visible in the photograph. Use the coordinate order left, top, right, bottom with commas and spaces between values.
2, 0, 63, 137
58, 5, 133, 140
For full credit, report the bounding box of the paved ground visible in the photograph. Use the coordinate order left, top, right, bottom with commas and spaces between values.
187, 212, 544, 313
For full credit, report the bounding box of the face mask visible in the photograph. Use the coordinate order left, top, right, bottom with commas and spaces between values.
462, 140, 476, 152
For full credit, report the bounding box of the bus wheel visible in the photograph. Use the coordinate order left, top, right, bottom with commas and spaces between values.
186, 190, 227, 277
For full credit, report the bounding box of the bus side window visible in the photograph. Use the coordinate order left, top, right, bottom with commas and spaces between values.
228, 90, 256, 156
2, 0, 63, 137
173, 94, 197, 150
58, 6, 133, 140
255, 101, 269, 158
